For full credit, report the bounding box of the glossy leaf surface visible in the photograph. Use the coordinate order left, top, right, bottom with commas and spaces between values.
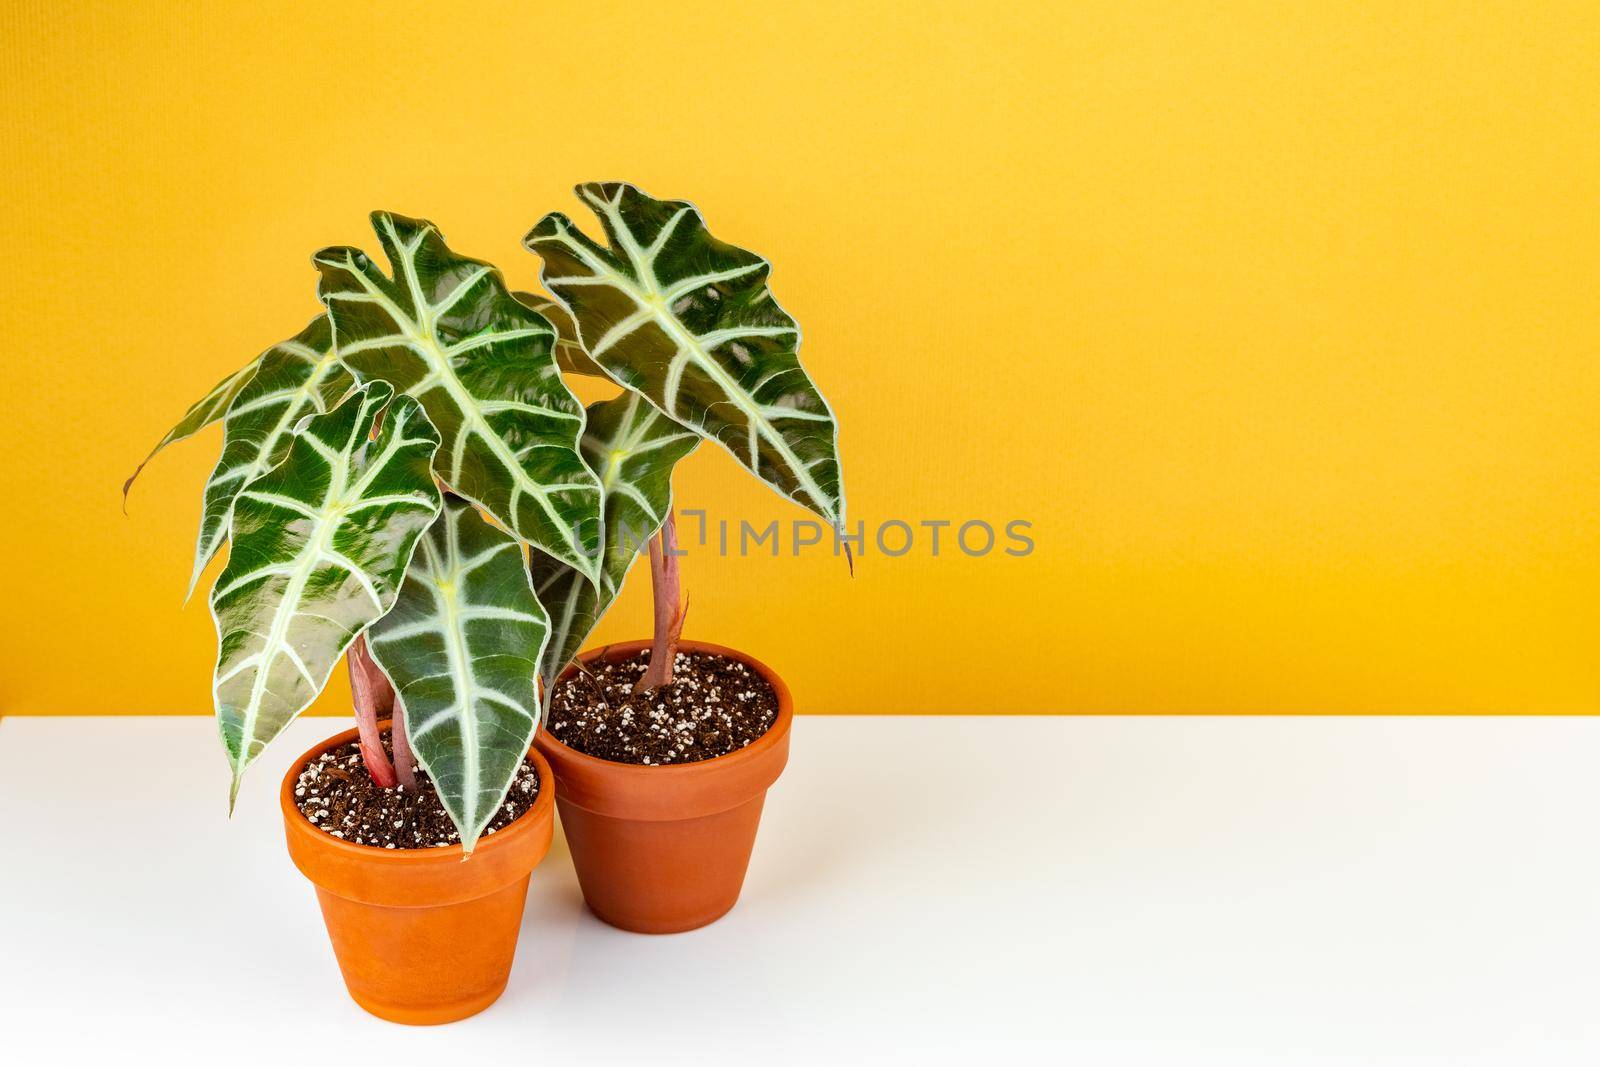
185, 315, 352, 598
526, 182, 844, 526
515, 292, 605, 377
315, 213, 602, 583
368, 496, 547, 850
211, 381, 441, 803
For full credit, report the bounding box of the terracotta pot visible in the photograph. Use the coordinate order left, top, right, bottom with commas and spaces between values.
279, 724, 555, 1024
535, 639, 792, 934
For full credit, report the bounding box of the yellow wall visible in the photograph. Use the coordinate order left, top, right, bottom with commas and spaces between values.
2, 1, 1596, 715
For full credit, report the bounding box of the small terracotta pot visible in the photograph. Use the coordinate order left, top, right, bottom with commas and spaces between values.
279, 724, 555, 1025
535, 639, 792, 934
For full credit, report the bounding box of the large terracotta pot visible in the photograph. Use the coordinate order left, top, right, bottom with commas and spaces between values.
280, 724, 555, 1024
535, 639, 793, 934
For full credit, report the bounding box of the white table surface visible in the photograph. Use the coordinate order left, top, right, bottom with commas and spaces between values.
1, 715, 1597, 1065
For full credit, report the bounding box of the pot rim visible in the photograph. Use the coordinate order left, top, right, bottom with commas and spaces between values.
278, 719, 556, 865
535, 638, 794, 777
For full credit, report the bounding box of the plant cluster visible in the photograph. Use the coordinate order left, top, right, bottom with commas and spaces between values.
128, 183, 844, 850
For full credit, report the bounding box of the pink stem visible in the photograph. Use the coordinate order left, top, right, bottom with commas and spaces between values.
348, 634, 398, 789
634, 511, 686, 692
390, 696, 418, 790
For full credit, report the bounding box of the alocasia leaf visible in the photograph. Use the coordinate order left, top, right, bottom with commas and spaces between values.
525, 181, 846, 528
530, 392, 698, 687
368, 495, 549, 851
211, 380, 441, 804
123, 355, 262, 506
313, 213, 604, 585
184, 315, 352, 599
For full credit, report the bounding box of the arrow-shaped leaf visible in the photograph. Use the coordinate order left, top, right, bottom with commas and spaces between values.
124, 355, 261, 505
314, 213, 603, 585
525, 182, 845, 527
368, 496, 548, 851
185, 315, 352, 599
212, 380, 442, 803
530, 392, 698, 687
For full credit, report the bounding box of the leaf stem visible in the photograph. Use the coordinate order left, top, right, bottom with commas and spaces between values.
634, 511, 686, 692
390, 695, 418, 790
348, 634, 398, 789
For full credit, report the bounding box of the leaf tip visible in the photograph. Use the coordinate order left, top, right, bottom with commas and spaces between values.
121, 453, 159, 512
525, 211, 577, 248
310, 245, 351, 271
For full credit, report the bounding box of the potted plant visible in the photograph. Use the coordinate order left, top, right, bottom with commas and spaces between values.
519, 182, 845, 933
130, 182, 843, 1014
126, 214, 600, 1021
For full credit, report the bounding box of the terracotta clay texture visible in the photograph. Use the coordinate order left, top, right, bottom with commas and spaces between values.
536, 639, 792, 934
279, 724, 555, 1024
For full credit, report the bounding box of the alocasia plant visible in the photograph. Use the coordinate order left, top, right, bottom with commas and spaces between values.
131, 183, 843, 850
522, 182, 844, 688
134, 215, 598, 850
